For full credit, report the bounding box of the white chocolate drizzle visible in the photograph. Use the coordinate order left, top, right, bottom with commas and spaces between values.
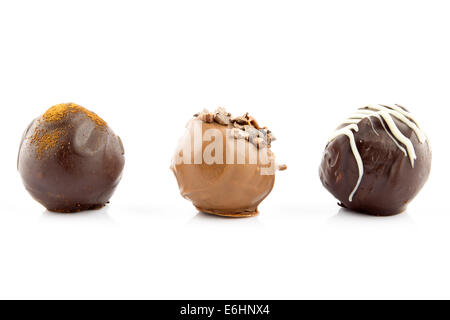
329, 104, 427, 202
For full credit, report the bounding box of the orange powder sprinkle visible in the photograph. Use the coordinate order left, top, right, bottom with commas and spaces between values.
43, 103, 107, 127
29, 103, 107, 159
30, 127, 65, 158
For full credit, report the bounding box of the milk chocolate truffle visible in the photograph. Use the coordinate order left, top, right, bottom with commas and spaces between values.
320, 104, 431, 216
171, 108, 285, 217
18, 103, 125, 213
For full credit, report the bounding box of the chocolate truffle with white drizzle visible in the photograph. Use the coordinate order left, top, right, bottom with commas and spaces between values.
319, 104, 431, 216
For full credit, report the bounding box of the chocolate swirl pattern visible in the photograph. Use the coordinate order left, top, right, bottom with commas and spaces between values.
329, 104, 427, 202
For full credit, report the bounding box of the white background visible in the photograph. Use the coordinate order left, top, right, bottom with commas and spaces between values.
0, 0, 448, 300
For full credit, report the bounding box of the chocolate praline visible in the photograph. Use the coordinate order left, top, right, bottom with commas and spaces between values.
319, 104, 431, 216
18, 103, 125, 213
171, 108, 285, 218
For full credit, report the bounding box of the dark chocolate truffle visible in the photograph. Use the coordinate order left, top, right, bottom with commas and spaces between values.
18, 103, 125, 213
171, 108, 286, 218
319, 104, 431, 216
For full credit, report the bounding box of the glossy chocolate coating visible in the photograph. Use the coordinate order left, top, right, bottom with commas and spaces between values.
18, 104, 125, 212
320, 114, 431, 216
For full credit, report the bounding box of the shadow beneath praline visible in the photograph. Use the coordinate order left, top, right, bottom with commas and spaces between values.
40, 205, 115, 224
327, 207, 416, 225
188, 211, 264, 227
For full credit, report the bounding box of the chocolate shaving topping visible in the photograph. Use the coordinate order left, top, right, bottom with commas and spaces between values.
232, 115, 250, 126
249, 116, 260, 130
230, 128, 249, 140
214, 113, 230, 125
194, 107, 276, 149
233, 122, 246, 130
198, 112, 215, 123
244, 125, 260, 139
